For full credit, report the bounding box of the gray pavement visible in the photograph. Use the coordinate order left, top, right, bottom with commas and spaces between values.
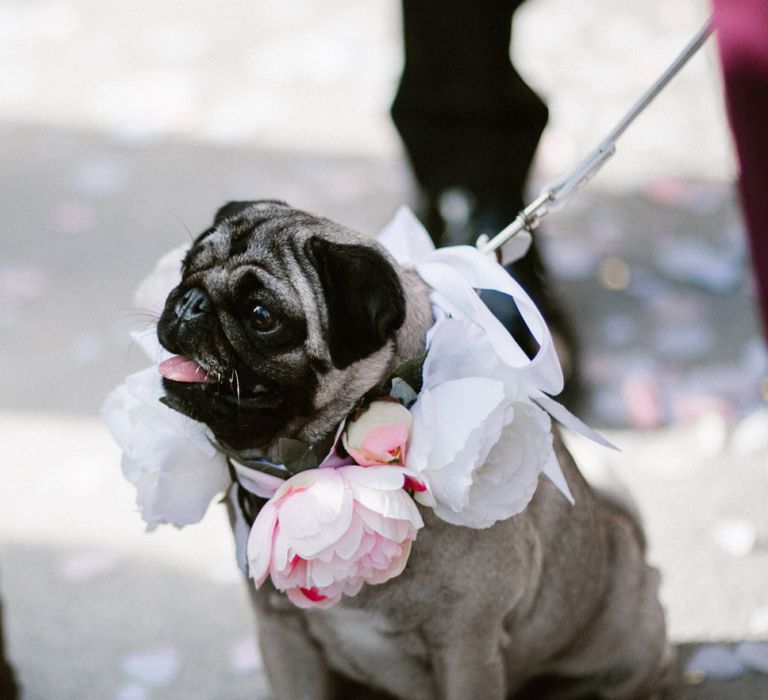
2, 0, 767, 698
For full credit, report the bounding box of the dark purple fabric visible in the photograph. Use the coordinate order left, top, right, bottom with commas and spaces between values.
713, 0, 768, 334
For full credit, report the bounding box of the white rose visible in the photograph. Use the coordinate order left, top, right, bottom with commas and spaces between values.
101, 366, 229, 530
454, 400, 554, 528
407, 318, 558, 528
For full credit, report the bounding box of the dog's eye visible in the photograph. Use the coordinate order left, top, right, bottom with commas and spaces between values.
249, 304, 279, 332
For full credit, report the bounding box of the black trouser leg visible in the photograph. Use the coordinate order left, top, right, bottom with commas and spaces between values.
391, 0, 548, 245
391, 3, 580, 404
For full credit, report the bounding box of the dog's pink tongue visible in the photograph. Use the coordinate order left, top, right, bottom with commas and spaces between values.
158, 355, 216, 383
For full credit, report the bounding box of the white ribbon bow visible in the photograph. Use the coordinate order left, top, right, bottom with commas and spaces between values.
378, 207, 614, 504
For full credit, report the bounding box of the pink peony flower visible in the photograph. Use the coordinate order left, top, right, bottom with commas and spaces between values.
247, 465, 424, 608
342, 399, 413, 466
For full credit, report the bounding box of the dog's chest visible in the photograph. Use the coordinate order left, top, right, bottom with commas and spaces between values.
306, 607, 433, 699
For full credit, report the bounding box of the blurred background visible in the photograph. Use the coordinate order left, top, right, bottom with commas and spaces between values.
1, 0, 767, 697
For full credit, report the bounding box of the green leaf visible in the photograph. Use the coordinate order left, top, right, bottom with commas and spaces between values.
390, 353, 426, 394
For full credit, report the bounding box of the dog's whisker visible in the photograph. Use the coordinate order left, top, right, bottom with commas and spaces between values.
234, 369, 241, 408
118, 307, 162, 324
135, 326, 159, 338
127, 328, 159, 346
167, 209, 195, 242
226, 368, 237, 400
119, 315, 160, 328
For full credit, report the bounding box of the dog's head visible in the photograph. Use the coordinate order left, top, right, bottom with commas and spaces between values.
156, 201, 430, 452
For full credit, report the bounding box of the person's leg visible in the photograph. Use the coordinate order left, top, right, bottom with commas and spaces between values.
391, 0, 548, 246
714, 0, 768, 336
392, 0, 579, 400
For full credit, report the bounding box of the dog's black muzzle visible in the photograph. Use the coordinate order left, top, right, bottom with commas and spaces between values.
158, 286, 217, 357
176, 287, 211, 321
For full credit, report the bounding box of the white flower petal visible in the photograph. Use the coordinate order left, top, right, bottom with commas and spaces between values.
341, 465, 406, 491
355, 504, 414, 542
374, 208, 607, 529
247, 499, 279, 585
534, 393, 616, 450
259, 465, 423, 608
328, 515, 365, 561
307, 560, 339, 588
417, 247, 564, 396
376, 206, 435, 265
409, 378, 506, 513
422, 319, 501, 388
411, 378, 504, 473
102, 367, 229, 529
417, 260, 536, 381
278, 473, 345, 536
280, 480, 354, 559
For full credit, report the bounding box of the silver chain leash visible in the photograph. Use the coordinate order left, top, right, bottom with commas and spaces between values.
477, 16, 715, 259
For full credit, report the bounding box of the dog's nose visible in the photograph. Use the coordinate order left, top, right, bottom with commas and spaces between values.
175, 287, 212, 321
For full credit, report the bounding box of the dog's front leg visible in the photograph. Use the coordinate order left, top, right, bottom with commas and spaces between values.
250, 589, 333, 700
429, 627, 508, 700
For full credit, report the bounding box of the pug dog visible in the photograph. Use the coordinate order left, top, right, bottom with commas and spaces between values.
156, 201, 675, 700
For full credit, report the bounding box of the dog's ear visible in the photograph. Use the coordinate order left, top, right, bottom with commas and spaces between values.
213, 200, 288, 225
306, 238, 406, 369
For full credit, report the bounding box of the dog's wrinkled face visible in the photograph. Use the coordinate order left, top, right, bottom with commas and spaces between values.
156, 201, 407, 451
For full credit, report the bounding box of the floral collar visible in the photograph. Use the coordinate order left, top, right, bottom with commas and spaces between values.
102, 207, 610, 609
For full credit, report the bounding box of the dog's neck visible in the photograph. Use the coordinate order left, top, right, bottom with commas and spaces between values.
390, 267, 435, 365
255, 267, 434, 464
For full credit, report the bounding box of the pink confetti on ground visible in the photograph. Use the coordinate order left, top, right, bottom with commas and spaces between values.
672, 395, 734, 425
621, 371, 665, 429
643, 178, 695, 208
